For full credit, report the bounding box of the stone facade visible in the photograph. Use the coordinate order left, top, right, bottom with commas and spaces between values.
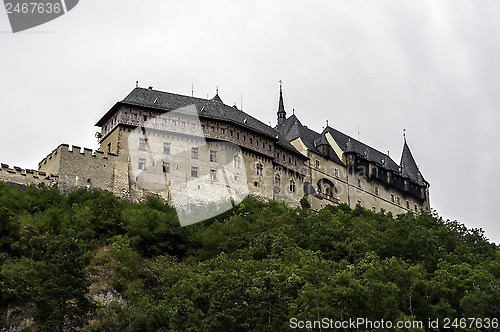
0, 85, 430, 219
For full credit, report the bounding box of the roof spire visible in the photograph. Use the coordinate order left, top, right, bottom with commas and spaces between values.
216, 86, 219, 95
277, 80, 286, 127
326, 119, 329, 127
403, 128, 406, 142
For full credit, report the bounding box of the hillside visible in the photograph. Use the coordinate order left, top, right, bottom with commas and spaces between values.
0, 182, 499, 331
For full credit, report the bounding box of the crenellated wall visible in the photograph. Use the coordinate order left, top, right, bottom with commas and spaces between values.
0, 163, 57, 188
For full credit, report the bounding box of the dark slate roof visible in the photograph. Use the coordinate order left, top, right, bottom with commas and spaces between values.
97, 87, 279, 138
211, 93, 223, 103
96, 88, 304, 157
279, 114, 301, 136
281, 117, 343, 164
400, 141, 425, 185
323, 126, 399, 172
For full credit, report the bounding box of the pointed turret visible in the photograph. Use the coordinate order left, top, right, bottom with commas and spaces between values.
277, 80, 286, 127
400, 138, 424, 185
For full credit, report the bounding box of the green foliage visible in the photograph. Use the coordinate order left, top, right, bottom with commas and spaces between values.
0, 182, 499, 331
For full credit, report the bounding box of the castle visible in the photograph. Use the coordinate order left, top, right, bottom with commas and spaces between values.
0, 84, 429, 224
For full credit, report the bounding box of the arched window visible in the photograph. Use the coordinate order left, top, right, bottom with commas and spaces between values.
274, 173, 281, 186
290, 180, 296, 193
256, 162, 263, 176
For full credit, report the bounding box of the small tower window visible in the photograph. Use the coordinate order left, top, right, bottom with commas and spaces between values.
191, 166, 198, 177
256, 163, 263, 176
315, 160, 320, 169
274, 173, 281, 186
139, 138, 147, 151
210, 150, 217, 162
162, 162, 170, 173
289, 180, 296, 192
210, 169, 217, 181
163, 142, 171, 155
191, 147, 199, 159
138, 158, 146, 170
375, 187, 379, 195
233, 154, 241, 169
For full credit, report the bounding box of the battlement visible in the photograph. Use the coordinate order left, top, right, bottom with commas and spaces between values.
0, 162, 57, 179
38, 144, 118, 170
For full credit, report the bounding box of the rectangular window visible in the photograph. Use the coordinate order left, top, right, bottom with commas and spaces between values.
256, 163, 263, 176
233, 155, 241, 169
289, 180, 296, 192
162, 162, 170, 173
391, 194, 395, 202
237, 133, 240, 139
230, 130, 234, 137
210, 169, 217, 180
191, 147, 199, 159
406, 200, 410, 209
172, 120, 177, 126
138, 158, 146, 170
397, 197, 401, 205
163, 142, 171, 155
210, 150, 217, 162
315, 160, 320, 169
162, 119, 167, 125
132, 113, 138, 120
139, 138, 146, 151
211, 127, 215, 132
191, 166, 198, 177
124, 112, 128, 118
274, 173, 281, 186
375, 187, 379, 195
334, 168, 339, 178
250, 138, 253, 144
221, 128, 225, 135
181, 122, 186, 128
143, 115, 148, 121
191, 123, 196, 129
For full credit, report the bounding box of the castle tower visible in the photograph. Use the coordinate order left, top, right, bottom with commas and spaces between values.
277, 81, 286, 128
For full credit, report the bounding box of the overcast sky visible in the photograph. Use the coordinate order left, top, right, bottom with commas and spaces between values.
1, 0, 499, 244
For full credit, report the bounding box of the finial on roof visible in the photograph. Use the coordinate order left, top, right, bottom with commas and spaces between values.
136, 81, 138, 88
277, 80, 286, 127
326, 119, 329, 127
403, 128, 406, 142
292, 108, 295, 115
216, 86, 219, 95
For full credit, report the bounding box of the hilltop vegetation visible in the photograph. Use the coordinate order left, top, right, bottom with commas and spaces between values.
0, 182, 499, 331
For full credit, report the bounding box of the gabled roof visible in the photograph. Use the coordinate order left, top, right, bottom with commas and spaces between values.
400, 141, 425, 185
211, 93, 223, 103
281, 117, 343, 164
323, 126, 399, 172
97, 87, 278, 138
96, 88, 305, 157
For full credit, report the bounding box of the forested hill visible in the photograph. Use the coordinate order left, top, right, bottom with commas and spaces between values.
0, 183, 499, 331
